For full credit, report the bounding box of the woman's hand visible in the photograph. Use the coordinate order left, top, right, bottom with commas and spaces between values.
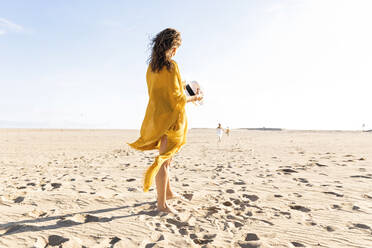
194, 94, 203, 102
195, 88, 203, 101
187, 93, 203, 103
185, 87, 203, 103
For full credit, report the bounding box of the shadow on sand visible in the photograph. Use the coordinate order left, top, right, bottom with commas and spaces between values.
0, 201, 158, 237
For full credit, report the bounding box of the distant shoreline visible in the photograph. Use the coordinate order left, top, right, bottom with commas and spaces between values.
1, 128, 371, 132
239, 127, 282, 131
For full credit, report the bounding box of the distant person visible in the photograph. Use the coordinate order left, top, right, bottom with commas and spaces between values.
225, 126, 230, 136
129, 28, 203, 213
217, 123, 223, 143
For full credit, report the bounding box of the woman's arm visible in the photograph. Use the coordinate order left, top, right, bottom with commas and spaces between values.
186, 94, 203, 103
172, 61, 203, 104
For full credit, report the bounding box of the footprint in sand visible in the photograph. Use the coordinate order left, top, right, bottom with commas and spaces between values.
14, 196, 25, 203
234, 180, 246, 185
305, 221, 317, 226
352, 205, 361, 211
295, 178, 309, 183
178, 227, 188, 235
166, 218, 189, 229
222, 201, 233, 207
182, 193, 193, 200
204, 206, 221, 215
330, 204, 342, 210
243, 194, 259, 201
350, 175, 372, 179
323, 191, 344, 197
109, 236, 121, 246
48, 235, 69, 246
245, 211, 253, 217
232, 198, 241, 205
315, 162, 327, 167
279, 211, 291, 219
278, 168, 298, 174
351, 223, 371, 230
291, 241, 306, 247
325, 226, 336, 232
245, 233, 259, 241
190, 233, 215, 245
51, 183, 61, 189
237, 233, 261, 248
290, 205, 311, 212
234, 221, 244, 228
363, 194, 372, 199
343, 159, 354, 162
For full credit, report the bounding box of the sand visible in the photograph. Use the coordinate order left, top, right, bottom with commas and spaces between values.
0, 128, 371, 248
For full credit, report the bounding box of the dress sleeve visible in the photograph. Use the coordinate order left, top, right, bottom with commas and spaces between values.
168, 61, 187, 108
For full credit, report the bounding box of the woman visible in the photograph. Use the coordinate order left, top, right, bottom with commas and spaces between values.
217, 123, 223, 143
129, 28, 203, 213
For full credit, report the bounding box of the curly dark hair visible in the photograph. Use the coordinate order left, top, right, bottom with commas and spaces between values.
148, 28, 182, 72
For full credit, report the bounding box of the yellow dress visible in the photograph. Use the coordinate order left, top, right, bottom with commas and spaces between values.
129, 60, 188, 192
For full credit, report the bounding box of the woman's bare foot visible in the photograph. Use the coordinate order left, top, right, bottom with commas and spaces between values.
166, 192, 181, 200
157, 204, 178, 214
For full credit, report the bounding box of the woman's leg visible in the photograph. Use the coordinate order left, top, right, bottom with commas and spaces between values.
155, 159, 170, 211
155, 135, 173, 212
165, 157, 176, 199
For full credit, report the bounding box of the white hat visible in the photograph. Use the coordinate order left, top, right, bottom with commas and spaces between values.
185, 81, 203, 105
185, 81, 199, 96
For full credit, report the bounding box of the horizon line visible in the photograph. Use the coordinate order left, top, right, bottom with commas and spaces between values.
0, 127, 371, 132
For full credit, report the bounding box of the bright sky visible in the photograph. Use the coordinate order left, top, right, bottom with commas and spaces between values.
1, 0, 371, 130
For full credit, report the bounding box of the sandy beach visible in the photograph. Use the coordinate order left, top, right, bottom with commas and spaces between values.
0, 128, 371, 248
